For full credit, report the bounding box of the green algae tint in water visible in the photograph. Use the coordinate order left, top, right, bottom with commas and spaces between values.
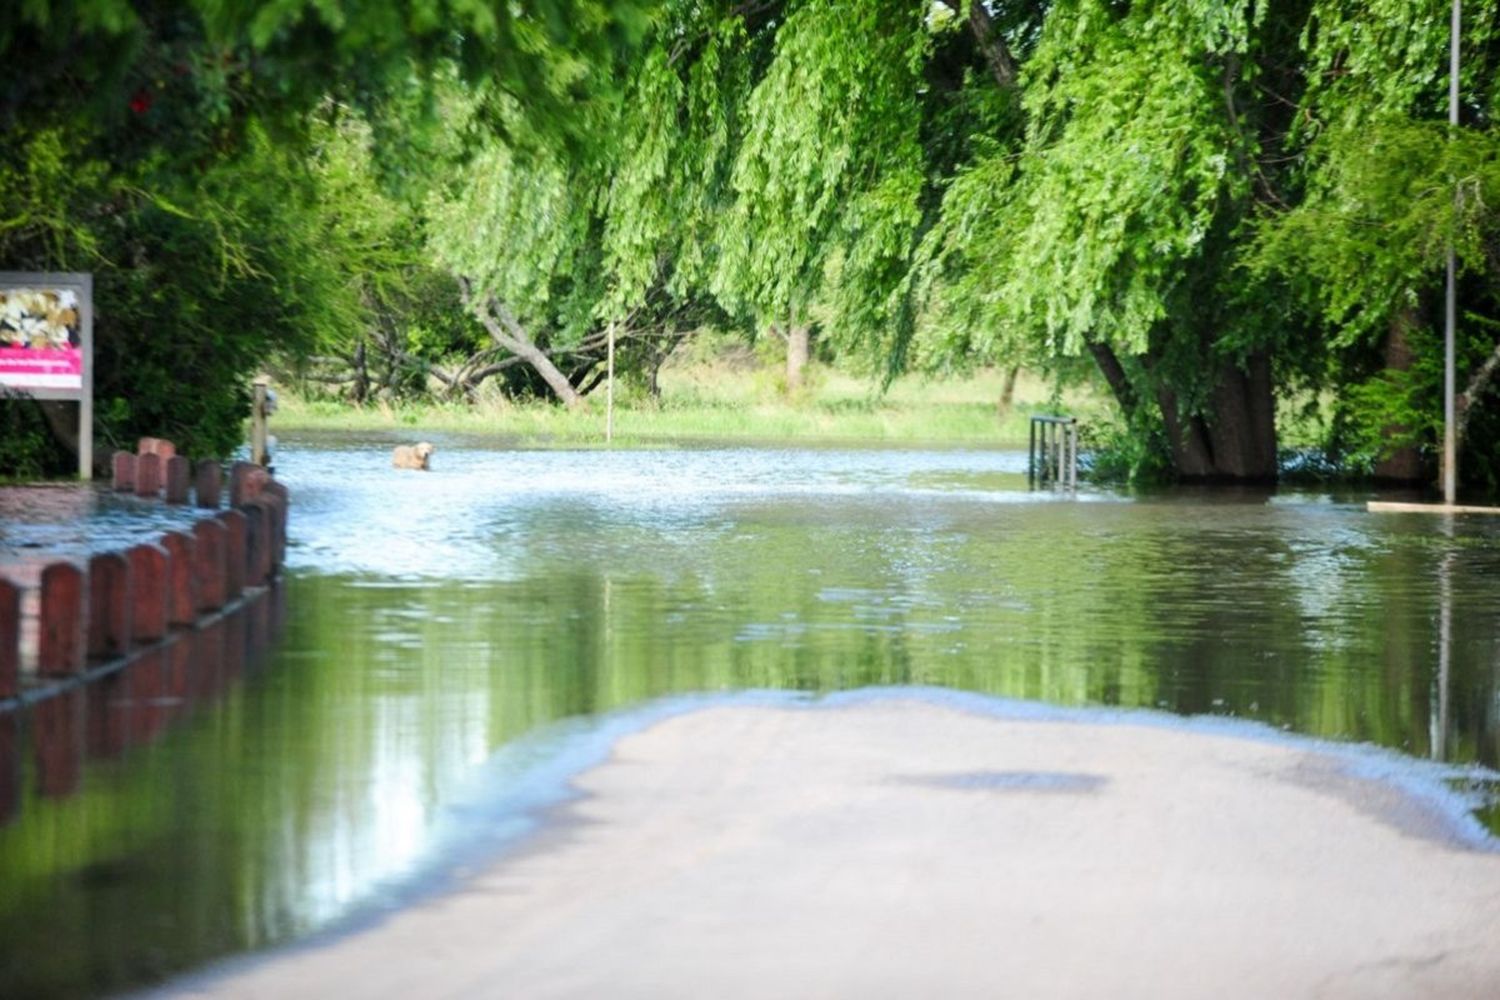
2, 438, 1499, 997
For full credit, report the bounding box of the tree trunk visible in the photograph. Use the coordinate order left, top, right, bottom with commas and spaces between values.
504, 336, 584, 408
351, 339, 369, 404
1088, 342, 1140, 420
939, 0, 1017, 89
786, 324, 811, 393
1373, 308, 1425, 483
1155, 384, 1217, 479
1089, 341, 1278, 482
1459, 337, 1500, 444
1155, 353, 1278, 482
997, 367, 1020, 414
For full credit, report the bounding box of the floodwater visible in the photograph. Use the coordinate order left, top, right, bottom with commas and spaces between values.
2, 433, 1499, 997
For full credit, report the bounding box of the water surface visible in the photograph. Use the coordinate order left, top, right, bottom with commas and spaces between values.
2, 434, 1498, 997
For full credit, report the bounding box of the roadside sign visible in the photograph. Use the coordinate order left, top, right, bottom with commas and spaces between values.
0, 272, 93, 479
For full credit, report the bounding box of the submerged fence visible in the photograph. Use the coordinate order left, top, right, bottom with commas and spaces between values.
1028, 415, 1078, 490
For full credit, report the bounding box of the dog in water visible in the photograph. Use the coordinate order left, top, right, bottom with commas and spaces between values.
392, 442, 434, 470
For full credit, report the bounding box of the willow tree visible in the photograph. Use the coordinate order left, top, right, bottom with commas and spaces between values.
889, 1, 1296, 480
1253, 1, 1500, 483
706, 0, 930, 390
693, 0, 1301, 479
908, 0, 1500, 483
427, 0, 766, 405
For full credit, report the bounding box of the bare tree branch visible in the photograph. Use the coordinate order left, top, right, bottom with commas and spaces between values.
1459, 338, 1500, 442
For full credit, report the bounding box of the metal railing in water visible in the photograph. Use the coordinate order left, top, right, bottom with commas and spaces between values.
1028, 415, 1078, 490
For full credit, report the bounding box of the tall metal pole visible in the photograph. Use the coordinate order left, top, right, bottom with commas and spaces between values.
1442, 0, 1460, 504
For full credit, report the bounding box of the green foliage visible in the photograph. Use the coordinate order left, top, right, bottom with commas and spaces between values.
1254, 123, 1500, 346
601, 8, 750, 314
1297, 0, 1495, 132
0, 0, 659, 475
92, 122, 368, 455
0, 129, 107, 267
1251, 0, 1500, 483
9, 0, 1500, 483
1080, 412, 1174, 486
0, 397, 72, 480
713, 0, 928, 326
912, 2, 1254, 365
430, 143, 599, 346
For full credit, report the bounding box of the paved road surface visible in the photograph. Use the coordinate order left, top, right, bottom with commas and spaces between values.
153, 699, 1500, 999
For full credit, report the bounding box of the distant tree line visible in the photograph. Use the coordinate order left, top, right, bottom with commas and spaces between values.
3, 1, 1499, 486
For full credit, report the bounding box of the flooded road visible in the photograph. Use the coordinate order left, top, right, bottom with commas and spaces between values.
2, 432, 1499, 996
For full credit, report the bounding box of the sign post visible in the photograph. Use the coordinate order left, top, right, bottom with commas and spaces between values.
0, 272, 93, 480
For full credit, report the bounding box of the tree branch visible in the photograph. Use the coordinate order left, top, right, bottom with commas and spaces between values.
1458, 338, 1500, 442
456, 274, 583, 408
940, 0, 1018, 90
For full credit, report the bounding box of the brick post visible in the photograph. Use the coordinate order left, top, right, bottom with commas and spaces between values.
195, 460, 223, 509
135, 453, 162, 498
229, 461, 268, 508
39, 562, 86, 677
263, 479, 291, 571
258, 494, 286, 578
192, 518, 228, 612
112, 452, 137, 492
158, 531, 198, 627
218, 510, 247, 600
242, 500, 271, 587
86, 552, 132, 662
137, 437, 176, 460
126, 543, 170, 643
0, 578, 18, 699
164, 456, 191, 504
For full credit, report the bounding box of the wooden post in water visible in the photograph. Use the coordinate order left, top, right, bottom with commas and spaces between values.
251, 379, 271, 467
1028, 415, 1079, 491
606, 321, 616, 445
1027, 419, 1037, 483
1069, 423, 1079, 490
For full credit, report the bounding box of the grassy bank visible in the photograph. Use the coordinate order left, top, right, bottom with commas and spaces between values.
275, 361, 1109, 448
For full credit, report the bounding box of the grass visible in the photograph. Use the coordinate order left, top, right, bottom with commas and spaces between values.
273, 357, 1109, 448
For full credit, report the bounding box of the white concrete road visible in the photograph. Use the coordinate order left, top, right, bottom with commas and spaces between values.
154, 699, 1500, 999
